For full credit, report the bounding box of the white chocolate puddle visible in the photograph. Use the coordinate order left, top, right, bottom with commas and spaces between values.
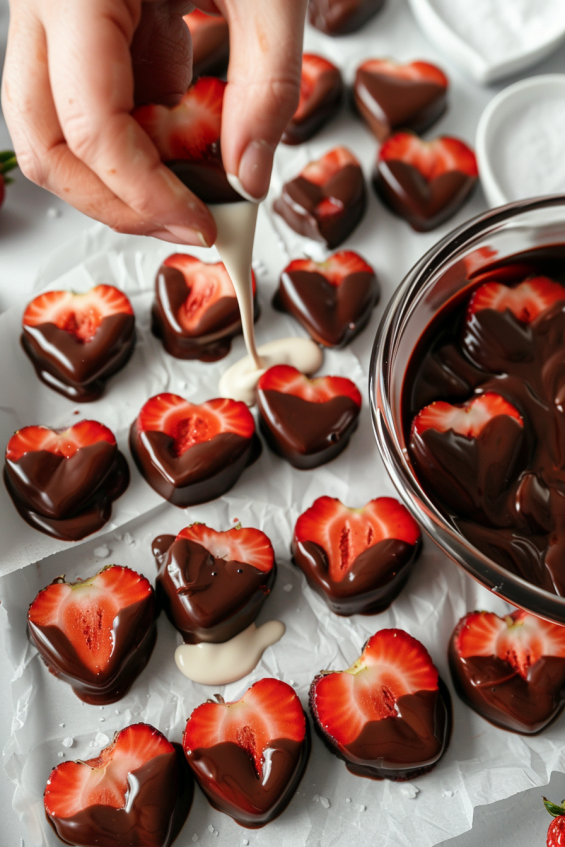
174, 620, 285, 685
210, 202, 323, 404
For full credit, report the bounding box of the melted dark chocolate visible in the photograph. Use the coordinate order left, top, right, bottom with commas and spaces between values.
293, 537, 420, 615
273, 163, 367, 249
282, 66, 344, 146
46, 744, 193, 847
190, 16, 229, 78
373, 160, 477, 232
257, 391, 360, 469
21, 313, 136, 402
308, 0, 385, 35
274, 266, 379, 347
186, 735, 310, 828
130, 425, 260, 507
154, 535, 275, 643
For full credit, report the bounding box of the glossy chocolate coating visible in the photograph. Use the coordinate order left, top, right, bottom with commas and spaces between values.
152, 264, 259, 361
186, 735, 310, 828
273, 266, 379, 347
282, 66, 344, 146
29, 586, 156, 705
168, 157, 241, 205
309, 0, 385, 35
404, 246, 565, 595
46, 743, 193, 847
293, 537, 420, 615
353, 69, 447, 141
311, 681, 451, 780
130, 425, 260, 507
191, 16, 229, 78
257, 391, 359, 469
273, 163, 366, 249
21, 313, 135, 402
153, 534, 275, 643
373, 160, 477, 232
4, 448, 129, 541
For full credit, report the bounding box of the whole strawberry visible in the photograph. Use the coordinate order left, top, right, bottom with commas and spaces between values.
544, 797, 565, 846
0, 151, 17, 207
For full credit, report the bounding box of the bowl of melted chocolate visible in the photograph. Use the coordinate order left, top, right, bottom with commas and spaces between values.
370, 195, 565, 624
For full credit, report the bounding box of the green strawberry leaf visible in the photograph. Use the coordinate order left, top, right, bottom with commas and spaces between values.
544, 797, 565, 818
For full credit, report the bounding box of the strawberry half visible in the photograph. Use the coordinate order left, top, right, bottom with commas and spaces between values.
374, 132, 478, 231
184, 9, 229, 77
308, 0, 385, 35
21, 285, 135, 401
178, 524, 274, 572
29, 566, 156, 704
257, 366, 361, 469
293, 496, 420, 615
130, 394, 258, 506
310, 629, 450, 779
411, 393, 523, 440
466, 277, 565, 325
183, 678, 309, 826
302, 146, 360, 186
276, 250, 379, 347
133, 77, 240, 203
354, 59, 448, 141
282, 54, 343, 145
0, 150, 17, 207
45, 723, 192, 847
6, 420, 115, 462
450, 610, 565, 733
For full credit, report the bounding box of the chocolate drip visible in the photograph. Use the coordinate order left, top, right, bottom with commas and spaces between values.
168, 159, 241, 205
308, 0, 385, 35
353, 71, 447, 141
282, 68, 344, 145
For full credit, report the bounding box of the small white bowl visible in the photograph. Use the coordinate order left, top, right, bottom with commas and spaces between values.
476, 74, 565, 208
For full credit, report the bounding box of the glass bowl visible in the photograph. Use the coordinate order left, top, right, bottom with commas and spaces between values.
370, 195, 565, 625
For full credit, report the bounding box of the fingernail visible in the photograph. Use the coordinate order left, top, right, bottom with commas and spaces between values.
233, 139, 274, 201
165, 225, 211, 247
146, 229, 188, 245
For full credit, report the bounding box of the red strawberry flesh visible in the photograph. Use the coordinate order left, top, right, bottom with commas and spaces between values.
257, 364, 362, 407
411, 392, 523, 439
23, 285, 133, 343
379, 133, 478, 180
466, 277, 565, 324
359, 58, 448, 88
295, 54, 340, 122
44, 723, 173, 818
312, 629, 438, 746
177, 524, 275, 572
6, 420, 116, 462
285, 251, 374, 286
301, 146, 360, 186
294, 496, 420, 582
183, 678, 306, 777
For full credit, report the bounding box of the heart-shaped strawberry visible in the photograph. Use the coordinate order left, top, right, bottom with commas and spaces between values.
308, 0, 384, 35
282, 54, 344, 146
130, 393, 259, 506
155, 523, 276, 643
273, 147, 367, 248
45, 723, 193, 847
373, 132, 478, 231
310, 629, 451, 780
256, 365, 361, 469
184, 9, 229, 78
4, 420, 129, 541
21, 285, 135, 401
152, 253, 258, 361
274, 250, 379, 347
354, 58, 448, 142
410, 392, 525, 521
29, 566, 156, 704
293, 496, 421, 615
134, 77, 241, 204
449, 610, 565, 733
183, 678, 309, 827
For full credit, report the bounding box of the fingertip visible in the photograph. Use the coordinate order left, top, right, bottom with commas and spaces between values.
229, 139, 274, 202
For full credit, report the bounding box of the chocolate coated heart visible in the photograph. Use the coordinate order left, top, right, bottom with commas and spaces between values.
309, 0, 385, 35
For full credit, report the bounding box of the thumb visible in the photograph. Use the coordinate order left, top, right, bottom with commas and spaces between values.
217, 0, 307, 200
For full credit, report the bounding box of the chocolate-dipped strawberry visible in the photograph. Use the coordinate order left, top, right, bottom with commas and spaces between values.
154, 523, 276, 643
409, 392, 526, 522
29, 566, 156, 704
152, 253, 258, 361
130, 393, 259, 506
4, 421, 129, 541
282, 54, 344, 146
45, 723, 193, 847
373, 132, 478, 231
310, 629, 451, 780
134, 77, 241, 204
21, 285, 135, 402
274, 250, 379, 347
183, 678, 309, 827
184, 9, 229, 78
256, 365, 361, 469
309, 0, 385, 35
293, 496, 421, 615
273, 147, 366, 249
449, 610, 565, 734
353, 59, 448, 141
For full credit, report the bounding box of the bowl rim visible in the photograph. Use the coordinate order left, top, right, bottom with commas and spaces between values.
369, 193, 565, 624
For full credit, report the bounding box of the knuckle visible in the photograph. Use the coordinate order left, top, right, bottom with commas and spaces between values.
16, 148, 46, 187
63, 113, 100, 161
